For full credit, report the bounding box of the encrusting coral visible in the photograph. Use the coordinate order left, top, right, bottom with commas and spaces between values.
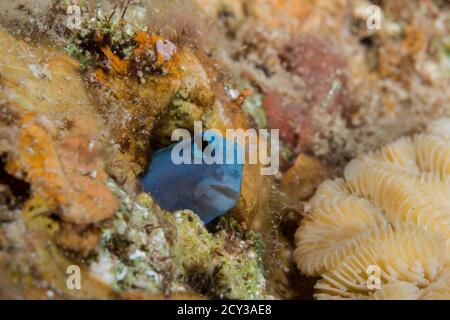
294, 118, 450, 300
0, 2, 278, 299
90, 179, 269, 299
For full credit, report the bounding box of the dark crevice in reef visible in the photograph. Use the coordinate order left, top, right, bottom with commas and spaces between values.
0, 154, 30, 216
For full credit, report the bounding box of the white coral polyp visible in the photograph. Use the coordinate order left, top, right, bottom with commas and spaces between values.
295, 118, 450, 300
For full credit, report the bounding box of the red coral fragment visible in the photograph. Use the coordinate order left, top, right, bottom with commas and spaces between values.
280, 34, 349, 115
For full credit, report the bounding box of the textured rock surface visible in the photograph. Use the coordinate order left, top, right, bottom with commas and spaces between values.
0, 22, 270, 299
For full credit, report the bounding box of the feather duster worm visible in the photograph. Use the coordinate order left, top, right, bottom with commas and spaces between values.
294, 118, 450, 299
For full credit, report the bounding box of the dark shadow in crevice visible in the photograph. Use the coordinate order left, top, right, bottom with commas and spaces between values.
0, 154, 30, 212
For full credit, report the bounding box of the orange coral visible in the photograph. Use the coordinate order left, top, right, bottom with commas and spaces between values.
281, 154, 328, 201
3, 107, 117, 225
100, 46, 129, 74
99, 31, 178, 77
55, 223, 100, 255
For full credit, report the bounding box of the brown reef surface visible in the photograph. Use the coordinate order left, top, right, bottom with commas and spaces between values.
0, 0, 449, 300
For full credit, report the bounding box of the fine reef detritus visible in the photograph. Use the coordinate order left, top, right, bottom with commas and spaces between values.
294, 118, 450, 300
141, 131, 244, 224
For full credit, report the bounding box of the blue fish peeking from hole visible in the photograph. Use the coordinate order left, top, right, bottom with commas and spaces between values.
141, 131, 244, 224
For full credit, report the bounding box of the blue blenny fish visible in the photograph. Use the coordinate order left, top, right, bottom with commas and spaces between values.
141, 131, 244, 224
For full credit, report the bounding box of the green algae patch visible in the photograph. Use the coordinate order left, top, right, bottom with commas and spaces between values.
92, 180, 269, 299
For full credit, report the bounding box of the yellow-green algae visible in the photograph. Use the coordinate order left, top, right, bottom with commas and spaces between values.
93, 180, 269, 299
